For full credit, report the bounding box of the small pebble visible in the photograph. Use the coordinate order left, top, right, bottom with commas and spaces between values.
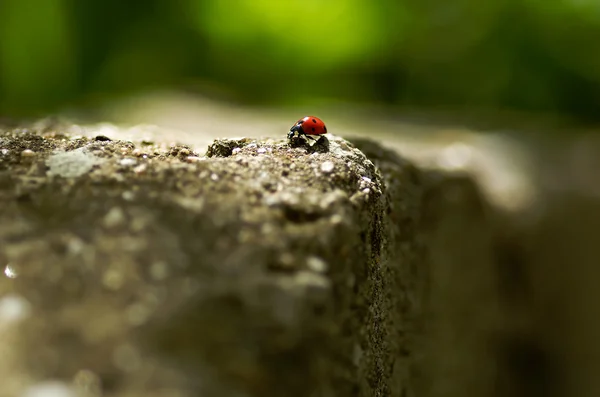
103, 207, 126, 228
4, 264, 18, 279
306, 256, 328, 273
122, 191, 135, 201
210, 173, 219, 181
257, 147, 267, 154
320, 161, 335, 174
133, 164, 147, 174
119, 158, 137, 166
186, 156, 202, 163
21, 149, 35, 157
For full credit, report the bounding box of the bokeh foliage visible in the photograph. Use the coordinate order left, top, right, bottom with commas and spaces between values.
0, 0, 599, 119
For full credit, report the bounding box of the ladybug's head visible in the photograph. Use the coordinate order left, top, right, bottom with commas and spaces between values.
288, 121, 304, 138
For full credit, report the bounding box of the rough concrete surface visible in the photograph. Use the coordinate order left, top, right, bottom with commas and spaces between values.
6, 117, 596, 397
0, 121, 444, 397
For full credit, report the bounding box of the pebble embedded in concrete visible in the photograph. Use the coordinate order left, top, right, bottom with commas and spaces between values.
103, 207, 126, 228
320, 161, 335, 174
119, 158, 137, 166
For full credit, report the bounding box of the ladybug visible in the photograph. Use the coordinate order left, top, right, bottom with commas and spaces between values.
288, 116, 327, 140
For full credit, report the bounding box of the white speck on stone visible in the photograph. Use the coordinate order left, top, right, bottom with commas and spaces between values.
210, 173, 219, 181
119, 158, 137, 166
103, 207, 126, 228
306, 256, 328, 273
0, 149, 8, 155
294, 270, 331, 290
122, 191, 135, 201
133, 164, 147, 174
0, 294, 30, 325
320, 161, 335, 174
21, 381, 76, 397
66, 237, 85, 256
257, 147, 267, 154
264, 194, 281, 207
186, 156, 202, 163
232, 147, 241, 154
359, 176, 373, 190
4, 264, 18, 279
46, 148, 105, 178
330, 214, 344, 225
338, 141, 351, 151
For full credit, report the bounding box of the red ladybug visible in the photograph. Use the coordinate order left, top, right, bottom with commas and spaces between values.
288, 116, 327, 140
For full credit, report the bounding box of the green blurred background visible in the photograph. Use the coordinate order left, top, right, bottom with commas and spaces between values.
1, 0, 599, 121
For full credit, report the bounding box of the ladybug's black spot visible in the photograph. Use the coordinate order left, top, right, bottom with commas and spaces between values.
311, 127, 316, 132
324, 126, 327, 132
312, 118, 317, 123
